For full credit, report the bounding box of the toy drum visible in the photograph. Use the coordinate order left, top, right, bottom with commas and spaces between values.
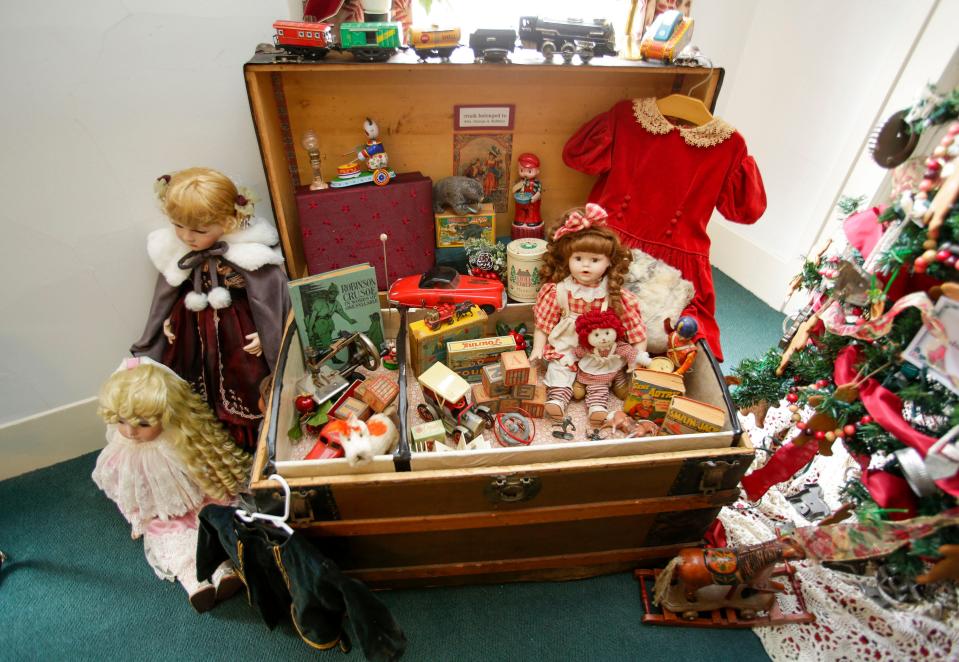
506, 238, 547, 303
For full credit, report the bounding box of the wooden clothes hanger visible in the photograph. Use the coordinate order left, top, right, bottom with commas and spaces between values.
656, 51, 715, 127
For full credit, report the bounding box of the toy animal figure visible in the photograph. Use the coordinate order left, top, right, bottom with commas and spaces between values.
664, 315, 698, 374
433, 176, 485, 215
654, 537, 805, 607
603, 410, 658, 437
341, 413, 400, 466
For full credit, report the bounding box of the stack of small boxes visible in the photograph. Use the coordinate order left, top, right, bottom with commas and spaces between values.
334, 375, 400, 422
471, 350, 546, 418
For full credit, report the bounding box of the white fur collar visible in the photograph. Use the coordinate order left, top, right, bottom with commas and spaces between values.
146, 216, 284, 286
562, 275, 608, 302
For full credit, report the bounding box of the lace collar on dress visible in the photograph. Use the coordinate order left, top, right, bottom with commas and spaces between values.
632, 97, 735, 148
562, 275, 608, 302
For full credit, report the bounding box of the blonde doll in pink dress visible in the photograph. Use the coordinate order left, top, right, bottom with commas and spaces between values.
530, 204, 650, 421
92, 358, 251, 612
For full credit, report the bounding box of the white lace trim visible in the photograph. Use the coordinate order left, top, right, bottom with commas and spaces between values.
730, 403, 959, 660
632, 97, 735, 148
563, 275, 608, 302
92, 427, 206, 533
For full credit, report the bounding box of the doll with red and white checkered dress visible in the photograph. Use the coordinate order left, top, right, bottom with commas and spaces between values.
529, 204, 650, 423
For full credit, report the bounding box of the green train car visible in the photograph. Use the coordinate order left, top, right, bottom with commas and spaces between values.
340, 21, 403, 62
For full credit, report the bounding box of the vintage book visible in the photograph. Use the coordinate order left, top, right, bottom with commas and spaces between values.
435, 203, 496, 248
521, 384, 547, 419
288, 264, 384, 359
447, 335, 517, 383
510, 371, 538, 400
409, 306, 487, 377
471, 383, 501, 414
500, 350, 531, 386
657, 396, 726, 437
481, 363, 509, 397
295, 173, 435, 289
623, 368, 686, 425
359, 375, 399, 413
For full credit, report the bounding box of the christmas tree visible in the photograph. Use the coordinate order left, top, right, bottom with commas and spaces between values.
731, 87, 959, 583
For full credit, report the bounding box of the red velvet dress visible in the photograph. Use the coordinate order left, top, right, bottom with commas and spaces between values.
563, 98, 767, 361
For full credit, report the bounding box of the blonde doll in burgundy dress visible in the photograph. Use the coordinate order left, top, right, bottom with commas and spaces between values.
530, 204, 650, 421
131, 167, 290, 451
92, 358, 251, 612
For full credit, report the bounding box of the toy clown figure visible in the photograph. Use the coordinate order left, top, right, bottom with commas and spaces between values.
357, 117, 388, 170
512, 152, 542, 226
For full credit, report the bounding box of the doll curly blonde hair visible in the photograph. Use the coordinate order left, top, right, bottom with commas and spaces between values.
540, 208, 632, 315
97, 364, 251, 500
155, 167, 254, 232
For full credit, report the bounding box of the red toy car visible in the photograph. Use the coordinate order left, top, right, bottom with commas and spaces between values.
388, 265, 506, 313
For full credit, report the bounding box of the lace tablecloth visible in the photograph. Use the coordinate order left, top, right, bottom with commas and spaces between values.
727, 403, 959, 660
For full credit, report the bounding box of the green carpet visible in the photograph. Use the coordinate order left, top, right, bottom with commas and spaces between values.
1, 268, 783, 661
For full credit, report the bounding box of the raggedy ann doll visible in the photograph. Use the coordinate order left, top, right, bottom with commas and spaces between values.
573, 310, 638, 427
530, 203, 650, 421
131, 167, 290, 451
92, 358, 251, 612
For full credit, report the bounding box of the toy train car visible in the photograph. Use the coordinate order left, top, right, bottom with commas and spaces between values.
273, 20, 336, 59
410, 27, 461, 61
518, 16, 616, 63
469, 28, 517, 63
340, 21, 404, 62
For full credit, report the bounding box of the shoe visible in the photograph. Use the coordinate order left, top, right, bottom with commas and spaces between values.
588, 406, 608, 428
544, 401, 565, 421
213, 562, 245, 603
189, 583, 217, 613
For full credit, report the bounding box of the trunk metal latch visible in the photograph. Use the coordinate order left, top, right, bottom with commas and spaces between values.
486, 475, 541, 503
699, 460, 734, 495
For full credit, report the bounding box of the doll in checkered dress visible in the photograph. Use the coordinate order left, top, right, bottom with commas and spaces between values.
573, 310, 638, 427
530, 204, 650, 422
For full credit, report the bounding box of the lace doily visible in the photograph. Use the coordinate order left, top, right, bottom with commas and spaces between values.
729, 404, 959, 660
632, 97, 735, 148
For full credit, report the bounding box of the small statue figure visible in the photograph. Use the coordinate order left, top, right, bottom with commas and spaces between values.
511, 152, 542, 226
665, 315, 699, 375
551, 416, 576, 440
357, 117, 388, 170
301, 129, 329, 190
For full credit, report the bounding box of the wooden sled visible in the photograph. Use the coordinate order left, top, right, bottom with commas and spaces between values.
635, 565, 815, 628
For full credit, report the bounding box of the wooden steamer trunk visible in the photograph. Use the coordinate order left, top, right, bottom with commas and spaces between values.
244, 51, 748, 588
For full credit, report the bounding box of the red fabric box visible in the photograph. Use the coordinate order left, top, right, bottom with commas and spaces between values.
296, 172, 435, 288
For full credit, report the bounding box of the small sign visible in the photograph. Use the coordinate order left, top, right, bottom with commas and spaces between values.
454, 104, 515, 131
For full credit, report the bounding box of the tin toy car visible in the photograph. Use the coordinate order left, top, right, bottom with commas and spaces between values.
410, 26, 461, 61
272, 20, 336, 59
416, 362, 494, 446
469, 28, 517, 63
388, 265, 506, 313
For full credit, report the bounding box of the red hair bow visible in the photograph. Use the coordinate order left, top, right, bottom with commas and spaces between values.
552, 203, 608, 241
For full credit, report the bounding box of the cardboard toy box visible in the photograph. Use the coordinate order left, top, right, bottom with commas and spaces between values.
245, 53, 733, 587
435, 203, 496, 248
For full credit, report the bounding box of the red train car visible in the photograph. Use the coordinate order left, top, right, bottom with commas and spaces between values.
273, 20, 336, 59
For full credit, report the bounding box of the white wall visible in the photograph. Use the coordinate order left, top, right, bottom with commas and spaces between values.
0, 0, 951, 473
707, 0, 941, 309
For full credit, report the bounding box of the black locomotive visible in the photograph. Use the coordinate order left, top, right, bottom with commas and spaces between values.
518, 16, 616, 64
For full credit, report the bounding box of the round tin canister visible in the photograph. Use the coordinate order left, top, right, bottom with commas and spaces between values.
506, 238, 547, 302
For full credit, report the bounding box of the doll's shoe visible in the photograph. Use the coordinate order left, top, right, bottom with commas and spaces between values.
544, 401, 565, 421
189, 582, 217, 613
588, 406, 609, 428
213, 565, 245, 603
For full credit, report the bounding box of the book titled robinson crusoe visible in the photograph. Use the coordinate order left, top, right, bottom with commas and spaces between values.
288, 264, 384, 361
622, 368, 685, 425
657, 396, 726, 437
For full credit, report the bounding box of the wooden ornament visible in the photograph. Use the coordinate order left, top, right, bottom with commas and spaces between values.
777, 307, 825, 375
924, 167, 959, 231
804, 383, 860, 455
917, 545, 959, 584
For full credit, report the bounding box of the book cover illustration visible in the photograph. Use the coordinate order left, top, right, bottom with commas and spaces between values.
453, 133, 513, 213
289, 264, 384, 364
902, 296, 959, 395
657, 396, 726, 437
622, 369, 686, 425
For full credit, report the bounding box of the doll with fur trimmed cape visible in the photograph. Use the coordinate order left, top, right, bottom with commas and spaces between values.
131, 168, 290, 451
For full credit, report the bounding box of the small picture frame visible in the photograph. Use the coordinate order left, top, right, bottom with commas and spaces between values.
902, 296, 959, 395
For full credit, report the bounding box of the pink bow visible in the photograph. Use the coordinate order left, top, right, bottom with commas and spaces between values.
552, 203, 608, 241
